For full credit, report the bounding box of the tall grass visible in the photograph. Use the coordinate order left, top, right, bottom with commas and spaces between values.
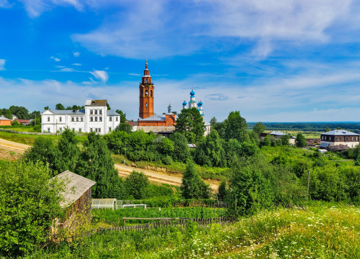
27, 202, 360, 258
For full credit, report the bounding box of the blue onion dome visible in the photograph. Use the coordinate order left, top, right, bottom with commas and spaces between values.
190, 89, 195, 96
197, 100, 203, 106
182, 100, 187, 106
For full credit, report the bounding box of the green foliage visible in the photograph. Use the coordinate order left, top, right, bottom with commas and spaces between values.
170, 133, 191, 163
210, 116, 217, 127
5, 109, 12, 119
44, 106, 49, 110
224, 111, 248, 143
0, 160, 65, 256
125, 171, 150, 199
76, 132, 126, 199
218, 180, 227, 201
280, 134, 290, 145
262, 134, 271, 146
195, 129, 226, 167
295, 133, 307, 147
325, 126, 330, 132
56, 128, 80, 172
180, 162, 211, 199
11, 120, 20, 126
253, 121, 266, 135
23, 137, 62, 175
175, 107, 205, 143
55, 103, 65, 110
162, 155, 173, 165
227, 163, 274, 217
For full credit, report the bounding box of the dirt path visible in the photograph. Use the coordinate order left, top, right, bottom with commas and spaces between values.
0, 138, 219, 191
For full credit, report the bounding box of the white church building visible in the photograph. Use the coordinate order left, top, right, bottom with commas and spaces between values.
41, 100, 120, 135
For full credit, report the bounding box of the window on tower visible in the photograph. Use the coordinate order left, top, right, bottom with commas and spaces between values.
146, 102, 148, 107
150, 90, 153, 97
141, 90, 143, 96
145, 90, 148, 96
145, 79, 147, 83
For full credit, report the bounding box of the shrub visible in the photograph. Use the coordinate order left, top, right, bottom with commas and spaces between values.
0, 160, 66, 256
125, 171, 150, 199
162, 155, 173, 165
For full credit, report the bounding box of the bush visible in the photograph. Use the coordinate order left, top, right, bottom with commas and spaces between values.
125, 171, 150, 199
0, 160, 65, 256
162, 155, 173, 165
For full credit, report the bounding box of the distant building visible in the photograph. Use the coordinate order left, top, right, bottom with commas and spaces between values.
14, 119, 31, 126
41, 100, 120, 135
260, 131, 295, 145
320, 130, 359, 149
137, 61, 177, 130
0, 116, 11, 126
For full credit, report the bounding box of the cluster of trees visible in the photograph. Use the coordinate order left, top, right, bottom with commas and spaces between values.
52, 103, 111, 111
0, 106, 40, 120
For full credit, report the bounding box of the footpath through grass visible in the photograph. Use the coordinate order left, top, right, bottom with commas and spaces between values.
28, 202, 360, 258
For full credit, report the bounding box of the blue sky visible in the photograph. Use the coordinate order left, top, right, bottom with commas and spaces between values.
2, 0, 360, 122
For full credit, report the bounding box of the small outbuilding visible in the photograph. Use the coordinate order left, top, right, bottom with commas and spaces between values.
0, 116, 11, 126
53, 170, 96, 227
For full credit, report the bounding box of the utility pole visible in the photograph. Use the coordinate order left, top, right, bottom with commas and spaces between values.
35, 113, 36, 126
307, 170, 311, 200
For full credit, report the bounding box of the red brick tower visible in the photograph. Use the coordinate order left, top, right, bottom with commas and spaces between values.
139, 60, 155, 119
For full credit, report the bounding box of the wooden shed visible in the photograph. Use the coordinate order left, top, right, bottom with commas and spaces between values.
53, 170, 96, 226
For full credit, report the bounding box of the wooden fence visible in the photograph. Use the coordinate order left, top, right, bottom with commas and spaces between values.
78, 217, 231, 239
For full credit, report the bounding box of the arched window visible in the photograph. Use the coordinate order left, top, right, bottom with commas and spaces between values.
145, 79, 147, 83
141, 90, 143, 96
145, 90, 148, 96
150, 90, 153, 97
146, 102, 148, 107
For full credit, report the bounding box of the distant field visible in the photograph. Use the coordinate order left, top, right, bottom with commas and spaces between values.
264, 130, 321, 139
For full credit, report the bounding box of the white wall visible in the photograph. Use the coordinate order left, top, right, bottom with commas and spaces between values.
321, 141, 359, 148
41, 106, 120, 135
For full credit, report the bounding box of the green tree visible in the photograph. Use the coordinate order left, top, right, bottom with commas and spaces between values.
325, 127, 330, 132
210, 116, 217, 127
5, 109, 12, 119
195, 130, 226, 167
76, 132, 126, 199
44, 106, 49, 110
0, 160, 66, 256
9, 106, 31, 119
57, 128, 80, 172
116, 122, 133, 133
336, 127, 342, 130
170, 132, 191, 163
115, 109, 127, 123
107, 103, 111, 110
23, 137, 62, 175
125, 171, 150, 199
55, 103, 65, 110
175, 107, 205, 143
252, 122, 266, 136
280, 135, 290, 146
224, 111, 248, 143
262, 135, 271, 146
228, 165, 273, 217
180, 162, 211, 199
295, 133, 307, 148
218, 180, 227, 201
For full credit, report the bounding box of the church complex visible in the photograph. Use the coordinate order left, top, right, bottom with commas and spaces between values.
136, 61, 211, 136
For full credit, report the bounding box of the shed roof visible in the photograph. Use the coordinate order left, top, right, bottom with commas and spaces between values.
321, 130, 359, 136
53, 170, 96, 208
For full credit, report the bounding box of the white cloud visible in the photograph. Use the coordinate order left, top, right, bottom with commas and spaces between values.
19, 0, 83, 18
72, 63, 82, 66
72, 0, 357, 59
90, 70, 108, 82
73, 52, 80, 57
60, 67, 74, 72
0, 0, 12, 8
0, 59, 6, 70
50, 56, 61, 62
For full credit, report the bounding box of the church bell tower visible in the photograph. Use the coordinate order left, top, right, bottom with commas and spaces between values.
139, 60, 155, 119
